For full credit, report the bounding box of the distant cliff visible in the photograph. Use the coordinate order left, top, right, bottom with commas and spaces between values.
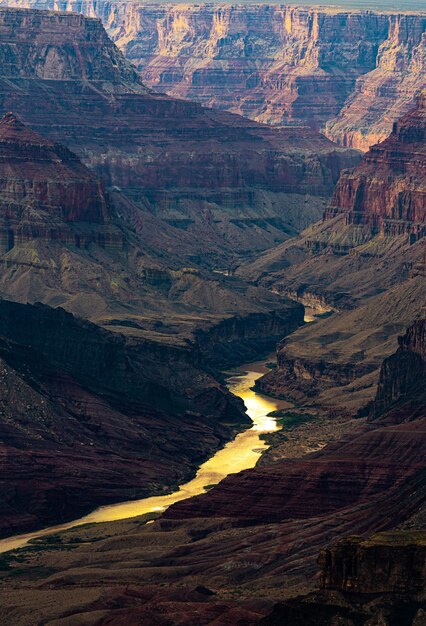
8, 1, 425, 150
0, 6, 359, 265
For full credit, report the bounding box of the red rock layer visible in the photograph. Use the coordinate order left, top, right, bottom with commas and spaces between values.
0, 112, 123, 253
0, 6, 359, 263
326, 90, 426, 240
0, 112, 109, 224
10, 1, 425, 150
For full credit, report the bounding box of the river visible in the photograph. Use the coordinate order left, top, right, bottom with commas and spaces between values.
0, 356, 291, 554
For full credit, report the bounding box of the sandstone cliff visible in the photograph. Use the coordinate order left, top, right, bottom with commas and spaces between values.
12, 1, 425, 151
0, 6, 359, 265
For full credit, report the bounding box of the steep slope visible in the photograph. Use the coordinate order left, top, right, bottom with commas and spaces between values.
0, 112, 121, 253
9, 2, 425, 151
241, 91, 426, 413
0, 319, 423, 625
0, 111, 304, 369
0, 6, 359, 266
0, 299, 248, 537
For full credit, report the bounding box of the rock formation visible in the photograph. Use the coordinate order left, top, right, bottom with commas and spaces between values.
264, 532, 426, 625
372, 318, 426, 420
0, 318, 423, 625
0, 112, 123, 253
0, 298, 249, 536
0, 6, 359, 265
240, 91, 426, 414
326, 90, 426, 241
10, 1, 425, 151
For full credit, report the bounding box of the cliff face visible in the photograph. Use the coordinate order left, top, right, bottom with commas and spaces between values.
320, 533, 426, 596
372, 318, 426, 420
0, 112, 123, 253
264, 532, 426, 625
239, 93, 426, 415
11, 1, 425, 150
326, 90, 426, 240
0, 6, 359, 264
326, 14, 426, 150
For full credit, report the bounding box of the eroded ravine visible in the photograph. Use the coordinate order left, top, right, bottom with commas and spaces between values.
0, 357, 293, 554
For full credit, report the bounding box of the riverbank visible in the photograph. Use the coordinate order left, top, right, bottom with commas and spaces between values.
0, 356, 292, 554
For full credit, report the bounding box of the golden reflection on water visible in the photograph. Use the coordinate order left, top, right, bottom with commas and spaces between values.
0, 358, 290, 554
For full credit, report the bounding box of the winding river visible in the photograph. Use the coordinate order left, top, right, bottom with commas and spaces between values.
0, 357, 291, 554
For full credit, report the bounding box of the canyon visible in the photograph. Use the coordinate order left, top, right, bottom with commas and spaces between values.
0, 317, 423, 625
7, 1, 426, 151
241, 89, 426, 415
0, 94, 307, 537
0, 6, 359, 268
0, 5, 423, 625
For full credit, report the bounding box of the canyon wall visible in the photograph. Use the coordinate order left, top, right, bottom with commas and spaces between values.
8, 1, 426, 151
0, 6, 359, 267
326, 90, 426, 241
265, 531, 426, 625
371, 317, 426, 420
0, 298, 249, 536
1, 319, 423, 623
240, 91, 426, 415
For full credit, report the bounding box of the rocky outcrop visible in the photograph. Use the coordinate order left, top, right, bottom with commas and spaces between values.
326, 90, 426, 241
0, 6, 360, 265
320, 532, 426, 596
10, 2, 425, 151
372, 318, 426, 420
238, 93, 426, 414
263, 531, 426, 625
0, 112, 124, 253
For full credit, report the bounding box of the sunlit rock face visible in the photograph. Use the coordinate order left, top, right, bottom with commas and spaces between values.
10, 1, 425, 151
0, 6, 360, 264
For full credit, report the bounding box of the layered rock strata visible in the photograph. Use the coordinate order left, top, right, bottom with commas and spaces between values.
241, 91, 426, 413
0, 6, 359, 265
264, 532, 426, 625
10, 1, 426, 150
0, 112, 122, 253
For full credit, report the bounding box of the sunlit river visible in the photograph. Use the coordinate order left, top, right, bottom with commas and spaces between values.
0, 357, 291, 554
